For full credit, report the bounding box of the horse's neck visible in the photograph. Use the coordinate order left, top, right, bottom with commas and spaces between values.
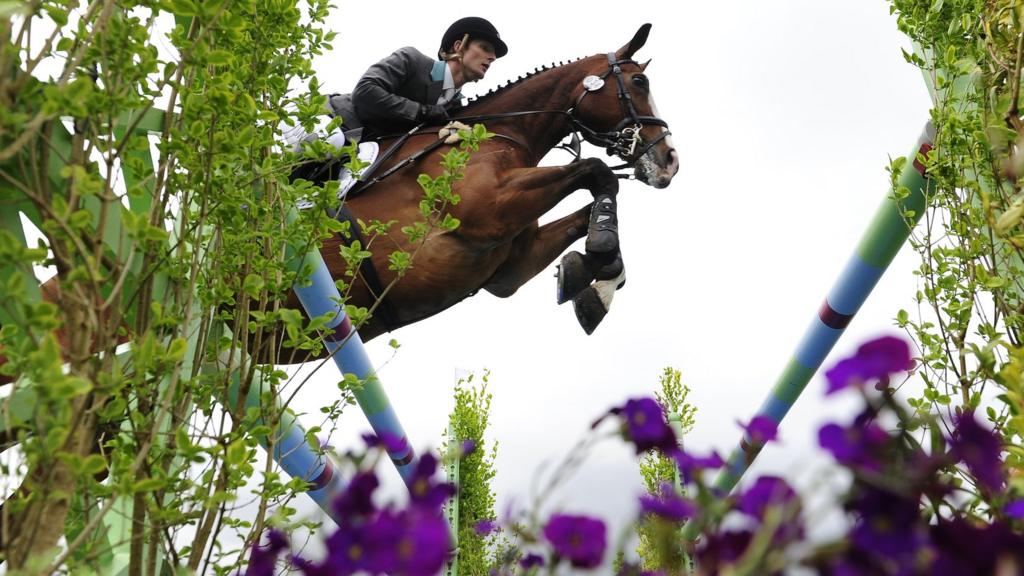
468, 59, 592, 163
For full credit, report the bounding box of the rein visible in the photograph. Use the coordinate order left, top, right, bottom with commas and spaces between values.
318, 54, 673, 192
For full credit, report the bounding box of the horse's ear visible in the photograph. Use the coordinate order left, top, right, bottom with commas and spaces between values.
639, 58, 651, 71
615, 23, 652, 60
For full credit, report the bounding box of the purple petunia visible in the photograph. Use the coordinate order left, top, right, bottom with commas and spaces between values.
362, 431, 409, 454
639, 483, 695, 521
694, 529, 754, 572
824, 335, 913, 395
461, 438, 476, 456
475, 519, 497, 535
740, 415, 778, 445
333, 470, 379, 521
847, 484, 928, 562
543, 514, 607, 569
599, 397, 679, 455
674, 449, 725, 483
818, 417, 891, 472
737, 475, 797, 521
408, 452, 457, 511
518, 553, 544, 568
949, 411, 1005, 492
376, 508, 450, 576
245, 529, 289, 576
1006, 499, 1024, 519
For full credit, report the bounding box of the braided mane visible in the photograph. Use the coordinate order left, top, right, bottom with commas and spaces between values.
463, 56, 589, 108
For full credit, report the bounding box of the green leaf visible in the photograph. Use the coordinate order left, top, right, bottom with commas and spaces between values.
131, 477, 165, 492
243, 273, 265, 298
206, 50, 233, 66
226, 439, 247, 465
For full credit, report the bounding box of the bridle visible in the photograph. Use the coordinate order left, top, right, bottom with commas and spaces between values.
566, 53, 672, 170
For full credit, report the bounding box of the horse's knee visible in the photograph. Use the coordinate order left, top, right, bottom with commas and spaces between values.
580, 158, 618, 197
482, 282, 519, 298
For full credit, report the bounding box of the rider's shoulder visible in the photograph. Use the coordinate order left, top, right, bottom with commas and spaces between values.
386, 46, 434, 64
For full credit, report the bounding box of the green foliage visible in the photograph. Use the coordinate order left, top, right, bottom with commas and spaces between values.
443, 371, 503, 575
636, 367, 696, 574
0, 0, 376, 571
887, 0, 1024, 515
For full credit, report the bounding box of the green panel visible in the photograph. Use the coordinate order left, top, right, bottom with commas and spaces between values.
0, 204, 43, 325
0, 380, 38, 432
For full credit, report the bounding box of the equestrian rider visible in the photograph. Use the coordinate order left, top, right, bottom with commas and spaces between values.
328, 16, 508, 140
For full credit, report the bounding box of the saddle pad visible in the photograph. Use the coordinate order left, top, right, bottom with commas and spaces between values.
297, 141, 379, 210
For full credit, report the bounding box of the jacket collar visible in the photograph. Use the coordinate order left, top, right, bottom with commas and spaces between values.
430, 60, 446, 82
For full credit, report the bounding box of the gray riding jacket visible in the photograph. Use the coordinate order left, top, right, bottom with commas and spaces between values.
329, 46, 463, 138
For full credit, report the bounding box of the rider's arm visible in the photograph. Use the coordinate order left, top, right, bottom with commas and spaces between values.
353, 47, 429, 126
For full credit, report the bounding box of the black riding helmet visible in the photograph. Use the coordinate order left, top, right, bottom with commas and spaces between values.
438, 17, 508, 59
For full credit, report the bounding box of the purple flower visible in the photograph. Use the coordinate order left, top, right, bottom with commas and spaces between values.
825, 336, 913, 395
928, 516, 1024, 575
847, 484, 928, 562
518, 553, 544, 568
475, 519, 497, 535
949, 411, 1004, 492
361, 431, 409, 454
695, 529, 753, 571
543, 514, 607, 568
408, 452, 456, 510
245, 529, 288, 576
639, 483, 695, 521
600, 397, 678, 455
318, 522, 370, 575
674, 449, 725, 483
333, 470, 379, 521
740, 415, 778, 444
357, 508, 450, 576
461, 438, 476, 456
737, 476, 797, 520
818, 418, 891, 472
1006, 499, 1024, 519
737, 476, 803, 543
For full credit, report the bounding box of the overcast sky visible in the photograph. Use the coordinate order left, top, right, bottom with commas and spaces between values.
267, 0, 938, 563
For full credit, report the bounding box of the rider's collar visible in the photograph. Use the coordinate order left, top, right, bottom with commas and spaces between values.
430, 59, 447, 82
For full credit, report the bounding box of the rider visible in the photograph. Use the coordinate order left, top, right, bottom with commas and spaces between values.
328, 16, 508, 140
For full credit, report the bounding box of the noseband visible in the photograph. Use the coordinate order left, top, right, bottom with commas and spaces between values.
568, 53, 672, 171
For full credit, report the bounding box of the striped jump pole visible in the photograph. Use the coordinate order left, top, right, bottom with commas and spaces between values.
285, 208, 418, 486
681, 122, 935, 539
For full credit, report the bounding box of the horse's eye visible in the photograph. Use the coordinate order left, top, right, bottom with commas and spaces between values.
632, 74, 648, 89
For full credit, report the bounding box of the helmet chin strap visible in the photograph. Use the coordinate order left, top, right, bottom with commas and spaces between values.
441, 33, 470, 61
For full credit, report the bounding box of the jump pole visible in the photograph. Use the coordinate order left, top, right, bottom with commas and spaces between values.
681, 122, 935, 540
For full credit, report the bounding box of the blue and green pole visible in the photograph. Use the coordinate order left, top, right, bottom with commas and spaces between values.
285, 209, 418, 486
681, 123, 935, 539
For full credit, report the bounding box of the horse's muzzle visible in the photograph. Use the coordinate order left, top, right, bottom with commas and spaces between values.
637, 147, 678, 189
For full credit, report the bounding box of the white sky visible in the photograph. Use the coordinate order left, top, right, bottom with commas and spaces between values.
289, 0, 934, 567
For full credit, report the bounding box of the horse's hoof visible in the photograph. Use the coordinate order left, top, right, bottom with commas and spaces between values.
557, 251, 593, 304
573, 285, 608, 335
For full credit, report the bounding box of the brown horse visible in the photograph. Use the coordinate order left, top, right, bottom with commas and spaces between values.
290, 23, 677, 356
0, 24, 677, 376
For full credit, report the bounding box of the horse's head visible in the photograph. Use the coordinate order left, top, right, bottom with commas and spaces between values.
570, 24, 678, 189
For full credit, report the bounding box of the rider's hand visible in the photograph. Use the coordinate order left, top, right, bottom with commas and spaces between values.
419, 103, 449, 123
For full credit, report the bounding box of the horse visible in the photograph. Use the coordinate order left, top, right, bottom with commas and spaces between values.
280, 23, 677, 361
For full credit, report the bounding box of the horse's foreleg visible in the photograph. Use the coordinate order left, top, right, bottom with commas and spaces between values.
482, 205, 591, 298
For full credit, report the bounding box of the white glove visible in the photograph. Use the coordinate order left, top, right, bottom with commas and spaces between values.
438, 121, 472, 145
